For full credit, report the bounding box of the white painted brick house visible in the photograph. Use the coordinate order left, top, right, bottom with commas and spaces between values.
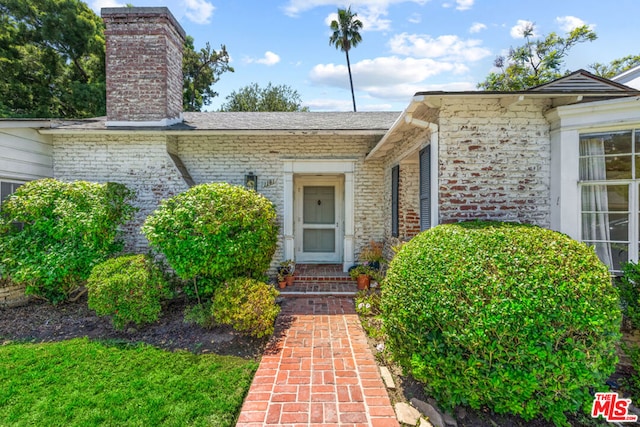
2, 7, 640, 273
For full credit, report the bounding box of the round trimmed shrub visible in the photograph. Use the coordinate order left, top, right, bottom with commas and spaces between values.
87, 255, 173, 330
382, 221, 621, 425
0, 179, 136, 304
212, 277, 280, 338
141, 183, 278, 298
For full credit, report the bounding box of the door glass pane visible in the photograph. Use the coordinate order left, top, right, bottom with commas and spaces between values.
303, 229, 335, 252
303, 186, 335, 224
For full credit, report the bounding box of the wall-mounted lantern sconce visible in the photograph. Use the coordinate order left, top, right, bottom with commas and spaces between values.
245, 172, 258, 191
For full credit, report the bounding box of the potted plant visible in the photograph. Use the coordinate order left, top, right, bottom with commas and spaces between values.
276, 271, 287, 289
278, 259, 296, 286
349, 264, 373, 290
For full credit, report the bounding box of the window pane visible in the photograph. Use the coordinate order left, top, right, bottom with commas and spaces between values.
580, 131, 632, 156
579, 156, 632, 180
582, 213, 628, 242
581, 185, 628, 212
584, 242, 628, 272
1, 182, 13, 202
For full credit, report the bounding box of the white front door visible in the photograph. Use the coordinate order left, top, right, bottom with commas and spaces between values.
295, 176, 343, 263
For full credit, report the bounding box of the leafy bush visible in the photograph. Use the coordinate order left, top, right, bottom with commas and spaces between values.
87, 255, 173, 330
618, 262, 640, 329
382, 221, 621, 426
142, 183, 278, 299
0, 179, 136, 304
212, 277, 280, 338
622, 342, 640, 402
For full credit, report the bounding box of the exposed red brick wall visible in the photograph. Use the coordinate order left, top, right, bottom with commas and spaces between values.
103, 7, 185, 123
398, 161, 421, 240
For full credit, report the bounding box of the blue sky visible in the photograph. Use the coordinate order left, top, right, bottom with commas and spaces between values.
90, 0, 639, 112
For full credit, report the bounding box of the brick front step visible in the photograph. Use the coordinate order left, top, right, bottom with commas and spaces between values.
278, 279, 358, 297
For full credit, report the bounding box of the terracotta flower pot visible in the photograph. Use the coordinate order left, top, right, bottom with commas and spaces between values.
356, 274, 370, 290
285, 275, 294, 286
278, 281, 287, 289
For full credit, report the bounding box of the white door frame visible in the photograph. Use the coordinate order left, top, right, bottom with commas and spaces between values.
294, 175, 343, 263
283, 160, 355, 272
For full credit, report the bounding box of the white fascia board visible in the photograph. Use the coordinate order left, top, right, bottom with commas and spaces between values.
546, 97, 640, 130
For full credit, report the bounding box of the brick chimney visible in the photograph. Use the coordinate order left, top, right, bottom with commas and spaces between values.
102, 7, 186, 127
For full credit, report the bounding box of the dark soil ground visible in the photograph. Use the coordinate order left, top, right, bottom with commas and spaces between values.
0, 295, 268, 359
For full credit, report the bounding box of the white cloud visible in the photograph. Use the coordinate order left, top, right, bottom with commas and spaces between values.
325, 6, 391, 32
245, 51, 281, 66
257, 51, 281, 66
408, 13, 421, 24
183, 0, 215, 25
309, 56, 472, 101
89, 0, 124, 13
556, 15, 593, 32
284, 0, 428, 18
389, 33, 491, 62
455, 0, 474, 10
510, 19, 536, 39
469, 22, 486, 33
359, 103, 395, 111
304, 98, 355, 111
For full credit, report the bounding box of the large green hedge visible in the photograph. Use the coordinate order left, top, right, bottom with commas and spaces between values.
0, 179, 136, 304
382, 221, 621, 426
142, 183, 278, 298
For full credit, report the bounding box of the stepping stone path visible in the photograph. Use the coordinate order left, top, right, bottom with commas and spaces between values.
236, 296, 399, 426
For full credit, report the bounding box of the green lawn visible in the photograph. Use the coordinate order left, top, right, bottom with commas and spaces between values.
0, 338, 258, 426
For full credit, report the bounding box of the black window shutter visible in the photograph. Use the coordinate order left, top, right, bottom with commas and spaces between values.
419, 146, 431, 231
391, 165, 399, 237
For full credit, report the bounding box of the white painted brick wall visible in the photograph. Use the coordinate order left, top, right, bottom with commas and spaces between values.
378, 99, 552, 259
52, 135, 189, 251
438, 98, 551, 226
177, 133, 386, 263
52, 132, 386, 265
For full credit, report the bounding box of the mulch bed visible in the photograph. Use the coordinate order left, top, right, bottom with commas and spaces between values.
0, 295, 267, 359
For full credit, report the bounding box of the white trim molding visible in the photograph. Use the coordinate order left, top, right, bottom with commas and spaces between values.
546, 97, 640, 240
282, 159, 356, 272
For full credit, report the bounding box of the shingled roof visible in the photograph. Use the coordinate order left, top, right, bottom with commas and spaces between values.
46, 111, 401, 132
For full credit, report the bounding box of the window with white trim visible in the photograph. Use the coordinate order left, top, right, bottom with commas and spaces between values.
579, 130, 640, 272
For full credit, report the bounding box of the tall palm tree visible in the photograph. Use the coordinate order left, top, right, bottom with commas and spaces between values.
329, 6, 363, 112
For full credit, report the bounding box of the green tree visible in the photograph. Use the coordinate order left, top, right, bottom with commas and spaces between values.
219, 82, 309, 112
478, 23, 597, 91
182, 36, 233, 112
329, 6, 363, 112
0, 0, 106, 118
591, 54, 640, 79
0, 0, 232, 118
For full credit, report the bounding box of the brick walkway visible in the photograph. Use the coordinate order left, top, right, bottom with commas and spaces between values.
236, 297, 399, 427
